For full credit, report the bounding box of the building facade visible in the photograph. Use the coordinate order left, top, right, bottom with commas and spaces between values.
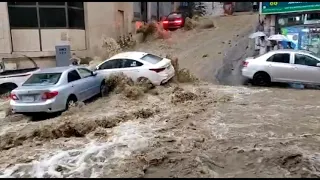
132, 2, 177, 22
0, 2, 135, 62
260, 2, 320, 56
0, 2, 180, 61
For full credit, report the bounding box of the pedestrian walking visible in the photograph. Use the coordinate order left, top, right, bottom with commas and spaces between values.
259, 36, 267, 55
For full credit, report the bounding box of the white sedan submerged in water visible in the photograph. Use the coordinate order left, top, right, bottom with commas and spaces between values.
95, 51, 175, 85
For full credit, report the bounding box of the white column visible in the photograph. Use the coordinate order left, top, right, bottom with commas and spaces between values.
0, 2, 12, 53
147, 2, 152, 22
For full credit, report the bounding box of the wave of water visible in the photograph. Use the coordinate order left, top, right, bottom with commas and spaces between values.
0, 120, 155, 178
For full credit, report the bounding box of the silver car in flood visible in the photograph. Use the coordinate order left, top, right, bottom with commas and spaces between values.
10, 66, 106, 114
242, 49, 320, 86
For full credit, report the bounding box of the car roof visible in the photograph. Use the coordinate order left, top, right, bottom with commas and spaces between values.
169, 11, 187, 15
108, 51, 148, 60
34, 66, 77, 74
167, 12, 184, 17
269, 49, 312, 54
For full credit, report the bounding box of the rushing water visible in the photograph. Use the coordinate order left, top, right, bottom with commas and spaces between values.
0, 120, 155, 178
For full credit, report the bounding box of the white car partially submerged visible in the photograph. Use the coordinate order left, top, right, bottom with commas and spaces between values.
242, 49, 320, 86
95, 51, 175, 85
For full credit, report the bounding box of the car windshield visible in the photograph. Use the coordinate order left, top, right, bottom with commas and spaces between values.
23, 73, 62, 86
253, 53, 265, 58
167, 13, 182, 20
307, 51, 320, 58
141, 54, 163, 64
299, 50, 320, 58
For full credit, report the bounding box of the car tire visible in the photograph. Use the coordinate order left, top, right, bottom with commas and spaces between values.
0, 83, 17, 95
137, 77, 154, 89
100, 82, 108, 97
66, 96, 77, 111
252, 72, 271, 86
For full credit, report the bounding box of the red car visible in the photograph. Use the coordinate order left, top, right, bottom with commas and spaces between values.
162, 12, 187, 30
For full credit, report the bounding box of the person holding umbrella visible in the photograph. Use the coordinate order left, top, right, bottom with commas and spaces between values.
267, 34, 292, 50
283, 41, 296, 49
249, 31, 267, 55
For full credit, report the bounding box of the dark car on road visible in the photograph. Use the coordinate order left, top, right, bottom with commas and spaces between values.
162, 12, 190, 30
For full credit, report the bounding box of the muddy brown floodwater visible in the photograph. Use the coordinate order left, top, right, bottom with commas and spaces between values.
0, 14, 319, 178
135, 13, 258, 83
0, 83, 320, 178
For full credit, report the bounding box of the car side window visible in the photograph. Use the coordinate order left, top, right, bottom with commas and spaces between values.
99, 59, 122, 70
294, 54, 319, 67
266, 53, 290, 63
78, 68, 92, 78
68, 70, 81, 83
122, 59, 143, 68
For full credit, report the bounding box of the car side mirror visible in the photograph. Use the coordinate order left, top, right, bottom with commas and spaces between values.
92, 71, 97, 76
317, 63, 320, 67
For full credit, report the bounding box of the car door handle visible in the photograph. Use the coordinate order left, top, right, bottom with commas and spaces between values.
291, 67, 298, 70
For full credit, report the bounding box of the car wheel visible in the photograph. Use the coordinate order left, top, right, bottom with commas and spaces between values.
253, 72, 271, 86
66, 96, 77, 110
137, 77, 154, 89
100, 82, 108, 97
0, 83, 17, 95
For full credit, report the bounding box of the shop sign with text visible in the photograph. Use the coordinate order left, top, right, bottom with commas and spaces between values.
260, 2, 320, 14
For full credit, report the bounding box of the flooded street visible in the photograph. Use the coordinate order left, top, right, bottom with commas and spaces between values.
0, 84, 319, 178
0, 13, 319, 178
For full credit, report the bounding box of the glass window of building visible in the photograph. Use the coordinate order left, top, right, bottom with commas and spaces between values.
277, 14, 304, 28
8, 2, 85, 29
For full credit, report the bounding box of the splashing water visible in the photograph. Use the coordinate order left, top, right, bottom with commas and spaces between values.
0, 120, 155, 178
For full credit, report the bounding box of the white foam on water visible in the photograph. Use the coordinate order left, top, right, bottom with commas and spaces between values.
206, 111, 229, 139
216, 86, 270, 95
0, 120, 155, 178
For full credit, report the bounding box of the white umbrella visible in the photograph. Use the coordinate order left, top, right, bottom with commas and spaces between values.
249, 31, 266, 39
267, 34, 290, 41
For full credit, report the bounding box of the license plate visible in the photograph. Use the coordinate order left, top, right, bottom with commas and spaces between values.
22, 96, 35, 102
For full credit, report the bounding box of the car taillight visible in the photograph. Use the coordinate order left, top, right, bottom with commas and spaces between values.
42, 91, 59, 100
163, 20, 169, 24
243, 61, 249, 67
174, 19, 182, 24
9, 93, 19, 100
149, 68, 165, 73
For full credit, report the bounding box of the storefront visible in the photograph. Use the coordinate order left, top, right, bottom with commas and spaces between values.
301, 27, 320, 55
277, 13, 320, 56
260, 2, 320, 56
